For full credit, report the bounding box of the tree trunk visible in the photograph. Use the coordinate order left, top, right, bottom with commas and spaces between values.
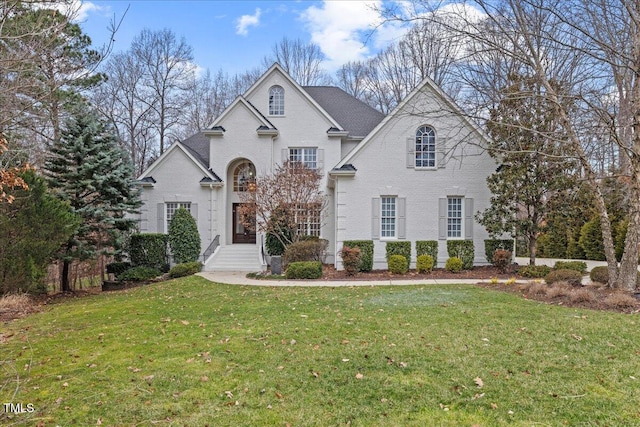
61, 259, 71, 292
528, 234, 536, 266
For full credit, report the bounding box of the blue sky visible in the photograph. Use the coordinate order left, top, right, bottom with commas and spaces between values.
77, 1, 408, 75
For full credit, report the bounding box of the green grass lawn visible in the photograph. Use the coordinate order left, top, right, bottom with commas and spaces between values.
1, 276, 639, 426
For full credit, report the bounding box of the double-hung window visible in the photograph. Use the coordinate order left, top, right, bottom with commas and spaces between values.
447, 197, 463, 238
166, 202, 191, 231
295, 203, 321, 237
289, 147, 317, 169
381, 196, 397, 238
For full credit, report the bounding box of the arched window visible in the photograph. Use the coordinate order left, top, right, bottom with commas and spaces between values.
269, 85, 284, 116
233, 161, 256, 192
415, 126, 436, 168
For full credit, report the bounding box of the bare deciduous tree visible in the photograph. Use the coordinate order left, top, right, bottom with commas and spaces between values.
262, 37, 333, 86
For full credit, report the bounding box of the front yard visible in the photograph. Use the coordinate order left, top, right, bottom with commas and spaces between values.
1, 276, 639, 426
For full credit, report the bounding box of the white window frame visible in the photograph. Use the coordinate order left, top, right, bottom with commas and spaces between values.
166, 202, 191, 232
295, 203, 322, 237
447, 197, 463, 239
289, 147, 317, 169
380, 196, 397, 239
416, 125, 436, 168
269, 85, 285, 116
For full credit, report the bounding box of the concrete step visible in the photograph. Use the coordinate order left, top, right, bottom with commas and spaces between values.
204, 244, 265, 272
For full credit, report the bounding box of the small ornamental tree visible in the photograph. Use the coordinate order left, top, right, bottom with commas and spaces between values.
238, 160, 327, 249
168, 207, 201, 264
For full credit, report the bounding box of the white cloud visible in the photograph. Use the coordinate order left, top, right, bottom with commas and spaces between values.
301, 1, 383, 70
236, 8, 261, 36
42, 1, 108, 22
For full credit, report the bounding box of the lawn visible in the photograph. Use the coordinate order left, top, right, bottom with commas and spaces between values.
1, 276, 639, 426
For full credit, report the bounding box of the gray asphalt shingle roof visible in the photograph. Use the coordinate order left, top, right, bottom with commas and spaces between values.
303, 86, 385, 138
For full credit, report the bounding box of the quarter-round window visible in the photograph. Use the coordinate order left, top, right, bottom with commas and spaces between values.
415, 126, 436, 168
269, 85, 284, 116
233, 161, 256, 192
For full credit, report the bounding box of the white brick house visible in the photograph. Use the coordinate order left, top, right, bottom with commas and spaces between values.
136, 63, 496, 271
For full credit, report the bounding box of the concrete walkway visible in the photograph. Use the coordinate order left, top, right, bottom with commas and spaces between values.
197, 271, 496, 287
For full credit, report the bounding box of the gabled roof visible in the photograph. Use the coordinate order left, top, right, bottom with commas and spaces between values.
137, 138, 220, 183
207, 96, 278, 133
303, 86, 385, 138
335, 75, 492, 170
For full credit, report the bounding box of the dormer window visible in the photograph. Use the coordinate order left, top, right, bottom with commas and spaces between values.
269, 85, 284, 116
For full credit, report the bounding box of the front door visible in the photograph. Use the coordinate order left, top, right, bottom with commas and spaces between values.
232, 203, 256, 244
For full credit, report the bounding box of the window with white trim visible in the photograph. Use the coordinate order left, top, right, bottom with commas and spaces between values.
447, 197, 463, 238
166, 202, 191, 230
295, 203, 321, 237
416, 125, 436, 168
289, 147, 317, 169
269, 85, 284, 116
381, 196, 396, 238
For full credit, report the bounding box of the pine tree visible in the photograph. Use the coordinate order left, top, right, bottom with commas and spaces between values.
45, 102, 141, 292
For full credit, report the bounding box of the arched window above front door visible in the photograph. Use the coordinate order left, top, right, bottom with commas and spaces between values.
233, 161, 256, 192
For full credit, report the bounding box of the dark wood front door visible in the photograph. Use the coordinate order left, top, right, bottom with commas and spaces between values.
232, 203, 256, 244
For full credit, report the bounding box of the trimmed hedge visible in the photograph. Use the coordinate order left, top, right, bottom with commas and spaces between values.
416, 254, 434, 273
169, 261, 203, 278
445, 257, 463, 273
119, 266, 161, 282
386, 241, 411, 270
416, 240, 438, 261
343, 240, 374, 272
388, 255, 408, 274
519, 265, 552, 278
554, 261, 587, 274
285, 261, 323, 279
130, 233, 169, 272
283, 239, 328, 266
545, 269, 583, 286
484, 239, 514, 264
447, 240, 474, 269
168, 208, 201, 264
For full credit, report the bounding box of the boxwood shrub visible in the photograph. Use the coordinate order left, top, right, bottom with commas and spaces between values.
445, 257, 463, 273
553, 261, 587, 274
416, 240, 438, 261
545, 269, 583, 286
416, 254, 434, 273
169, 261, 203, 278
386, 241, 411, 270
589, 266, 640, 284
285, 261, 323, 279
388, 255, 408, 274
343, 240, 374, 272
447, 240, 474, 269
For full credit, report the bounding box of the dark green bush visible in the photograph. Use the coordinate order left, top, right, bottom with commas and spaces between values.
589, 266, 640, 285
445, 257, 463, 273
492, 249, 512, 273
518, 265, 552, 278
283, 239, 328, 266
343, 240, 374, 272
169, 261, 203, 278
340, 246, 362, 276
484, 239, 514, 264
119, 266, 162, 282
285, 261, 323, 279
388, 255, 408, 274
545, 269, 583, 286
416, 240, 438, 261
168, 208, 201, 264
130, 233, 169, 271
579, 217, 605, 261
447, 240, 474, 269
106, 262, 132, 277
385, 241, 411, 270
554, 261, 587, 274
590, 266, 609, 284
265, 206, 293, 256
416, 254, 434, 273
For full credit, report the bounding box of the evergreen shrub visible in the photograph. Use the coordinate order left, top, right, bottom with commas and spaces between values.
283, 239, 328, 266
285, 261, 323, 279
518, 265, 551, 278
130, 234, 169, 272
447, 240, 474, 269
168, 208, 201, 264
484, 239, 514, 264
416, 240, 438, 261
554, 261, 587, 274
416, 255, 434, 273
388, 255, 408, 274
106, 262, 132, 277
386, 241, 411, 270
169, 262, 203, 278
579, 217, 605, 261
545, 269, 583, 286
343, 240, 374, 272
589, 266, 609, 284
119, 266, 161, 282
492, 249, 512, 273
445, 257, 463, 273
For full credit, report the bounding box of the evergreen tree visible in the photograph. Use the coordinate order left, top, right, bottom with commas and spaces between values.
45, 102, 141, 292
0, 170, 79, 294
168, 207, 201, 264
477, 74, 576, 265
